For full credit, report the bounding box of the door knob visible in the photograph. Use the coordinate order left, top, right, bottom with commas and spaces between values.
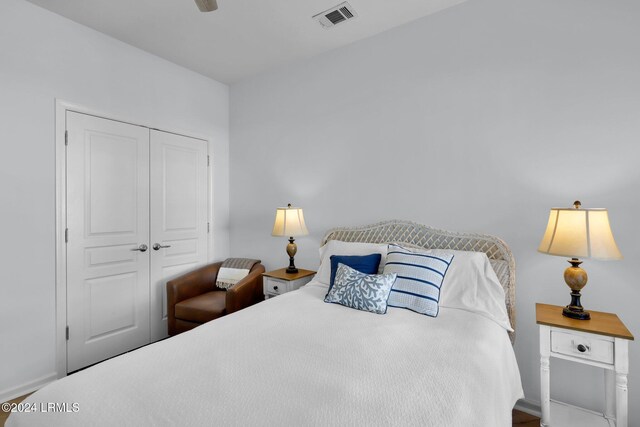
132, 244, 148, 252
153, 243, 171, 251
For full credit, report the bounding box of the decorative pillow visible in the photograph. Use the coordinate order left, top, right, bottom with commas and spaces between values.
215, 258, 261, 290
383, 244, 454, 317
328, 254, 382, 290
316, 241, 388, 285
324, 263, 397, 314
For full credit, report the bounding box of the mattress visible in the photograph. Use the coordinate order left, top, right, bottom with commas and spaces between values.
7, 281, 523, 426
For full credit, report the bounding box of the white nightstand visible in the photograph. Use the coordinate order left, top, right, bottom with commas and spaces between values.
262, 268, 316, 299
537, 303, 634, 427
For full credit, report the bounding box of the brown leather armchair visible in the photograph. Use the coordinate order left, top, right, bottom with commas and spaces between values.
166, 262, 265, 336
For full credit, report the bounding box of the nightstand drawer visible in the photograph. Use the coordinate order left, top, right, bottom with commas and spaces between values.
551, 330, 614, 364
265, 278, 288, 295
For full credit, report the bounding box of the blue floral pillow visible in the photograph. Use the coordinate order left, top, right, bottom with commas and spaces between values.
324, 263, 397, 314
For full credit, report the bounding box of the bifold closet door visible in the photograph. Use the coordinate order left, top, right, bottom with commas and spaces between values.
66, 112, 151, 373
149, 130, 208, 341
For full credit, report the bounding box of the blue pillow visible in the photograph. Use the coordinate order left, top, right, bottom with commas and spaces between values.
383, 244, 454, 317
328, 253, 382, 292
324, 263, 397, 314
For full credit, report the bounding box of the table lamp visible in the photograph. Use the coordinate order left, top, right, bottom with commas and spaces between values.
538, 201, 622, 320
272, 204, 308, 274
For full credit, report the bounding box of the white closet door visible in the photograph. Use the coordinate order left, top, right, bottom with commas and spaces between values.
149, 130, 208, 341
66, 112, 151, 372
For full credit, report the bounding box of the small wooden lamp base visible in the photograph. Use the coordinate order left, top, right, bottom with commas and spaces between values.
285, 237, 298, 274
562, 258, 590, 320
563, 302, 591, 320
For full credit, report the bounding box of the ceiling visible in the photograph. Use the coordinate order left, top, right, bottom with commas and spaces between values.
25, 0, 465, 84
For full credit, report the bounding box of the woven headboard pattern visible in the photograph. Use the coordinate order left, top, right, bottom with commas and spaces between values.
321, 220, 516, 344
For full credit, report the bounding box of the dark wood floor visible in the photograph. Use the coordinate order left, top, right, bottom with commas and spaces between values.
0, 394, 30, 427
1, 395, 539, 427
513, 409, 541, 426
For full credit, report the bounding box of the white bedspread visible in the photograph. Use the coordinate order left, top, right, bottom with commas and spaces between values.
8, 282, 523, 427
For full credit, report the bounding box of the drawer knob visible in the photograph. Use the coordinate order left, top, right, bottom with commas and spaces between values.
577, 344, 587, 353
273, 285, 278, 291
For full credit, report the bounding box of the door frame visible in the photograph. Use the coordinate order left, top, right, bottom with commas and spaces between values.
54, 99, 214, 378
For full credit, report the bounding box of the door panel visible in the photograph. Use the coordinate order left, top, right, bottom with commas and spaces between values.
66, 112, 150, 372
87, 136, 138, 234
84, 272, 138, 340
149, 130, 208, 341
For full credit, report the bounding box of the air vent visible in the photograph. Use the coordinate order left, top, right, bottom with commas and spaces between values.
313, 2, 358, 29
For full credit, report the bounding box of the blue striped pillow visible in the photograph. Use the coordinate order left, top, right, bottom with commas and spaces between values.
383, 244, 454, 317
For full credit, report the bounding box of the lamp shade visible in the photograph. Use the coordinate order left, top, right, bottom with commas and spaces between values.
538, 205, 622, 260
272, 205, 308, 237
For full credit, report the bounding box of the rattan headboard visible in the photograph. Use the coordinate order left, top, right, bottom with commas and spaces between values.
321, 220, 516, 344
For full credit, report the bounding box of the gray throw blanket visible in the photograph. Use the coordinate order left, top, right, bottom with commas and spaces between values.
215, 258, 261, 290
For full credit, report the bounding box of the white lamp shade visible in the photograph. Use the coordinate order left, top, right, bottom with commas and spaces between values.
538, 207, 622, 260
272, 206, 308, 237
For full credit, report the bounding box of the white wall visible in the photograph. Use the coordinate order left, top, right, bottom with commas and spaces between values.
0, 0, 229, 400
231, 0, 640, 422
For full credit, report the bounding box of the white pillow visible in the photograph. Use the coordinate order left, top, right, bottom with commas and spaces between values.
429, 249, 512, 331
316, 240, 388, 285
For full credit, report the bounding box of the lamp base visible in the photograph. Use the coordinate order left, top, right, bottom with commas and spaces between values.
285, 237, 298, 274
561, 258, 591, 320
563, 305, 591, 320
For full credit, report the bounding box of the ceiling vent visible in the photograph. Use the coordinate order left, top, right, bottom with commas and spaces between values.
313, 2, 358, 29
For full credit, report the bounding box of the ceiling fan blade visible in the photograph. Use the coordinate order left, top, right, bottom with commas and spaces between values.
194, 0, 218, 12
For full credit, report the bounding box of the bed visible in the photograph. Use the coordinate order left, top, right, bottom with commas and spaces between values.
7, 220, 523, 427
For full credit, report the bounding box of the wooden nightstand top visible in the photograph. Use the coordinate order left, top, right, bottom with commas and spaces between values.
262, 268, 316, 281
536, 303, 634, 340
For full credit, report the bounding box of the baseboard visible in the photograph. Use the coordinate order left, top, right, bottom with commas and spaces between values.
0, 373, 57, 403
515, 398, 542, 418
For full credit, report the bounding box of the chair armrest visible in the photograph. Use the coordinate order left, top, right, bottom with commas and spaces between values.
226, 264, 266, 314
